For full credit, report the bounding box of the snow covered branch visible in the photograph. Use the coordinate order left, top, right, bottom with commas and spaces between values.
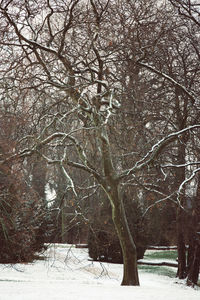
120, 125, 200, 178
138, 61, 197, 105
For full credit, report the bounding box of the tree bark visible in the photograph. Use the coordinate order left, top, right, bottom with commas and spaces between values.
186, 173, 200, 286
105, 180, 139, 286
187, 244, 200, 286
175, 132, 187, 279
99, 128, 139, 286
176, 206, 187, 279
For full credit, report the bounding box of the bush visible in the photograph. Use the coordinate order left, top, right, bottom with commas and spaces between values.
0, 161, 50, 263
0, 182, 49, 263
88, 199, 147, 263
0, 112, 50, 263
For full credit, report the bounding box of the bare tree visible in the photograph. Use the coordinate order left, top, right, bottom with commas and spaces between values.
136, 0, 200, 284
1, 0, 200, 285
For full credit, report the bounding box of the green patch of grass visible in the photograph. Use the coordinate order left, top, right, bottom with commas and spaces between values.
138, 264, 177, 278
144, 250, 177, 261
138, 250, 178, 278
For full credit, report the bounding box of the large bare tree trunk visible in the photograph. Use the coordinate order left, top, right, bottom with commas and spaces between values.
104, 180, 139, 286
99, 128, 139, 286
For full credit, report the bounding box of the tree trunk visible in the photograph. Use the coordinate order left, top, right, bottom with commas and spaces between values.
105, 181, 139, 286
176, 207, 187, 279
100, 129, 139, 285
32, 156, 46, 199
186, 174, 200, 286
187, 244, 200, 286
175, 135, 187, 279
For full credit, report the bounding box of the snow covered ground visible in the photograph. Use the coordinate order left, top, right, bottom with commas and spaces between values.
0, 244, 199, 300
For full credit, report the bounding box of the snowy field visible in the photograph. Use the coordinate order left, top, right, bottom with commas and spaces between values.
0, 244, 199, 300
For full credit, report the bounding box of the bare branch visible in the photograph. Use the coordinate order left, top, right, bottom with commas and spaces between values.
138, 61, 197, 105
120, 125, 200, 178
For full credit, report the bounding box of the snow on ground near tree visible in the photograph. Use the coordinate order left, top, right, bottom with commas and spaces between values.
0, 244, 199, 300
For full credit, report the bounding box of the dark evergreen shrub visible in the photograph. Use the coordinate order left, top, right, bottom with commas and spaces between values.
0, 163, 49, 263
0, 112, 50, 263
88, 198, 147, 263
